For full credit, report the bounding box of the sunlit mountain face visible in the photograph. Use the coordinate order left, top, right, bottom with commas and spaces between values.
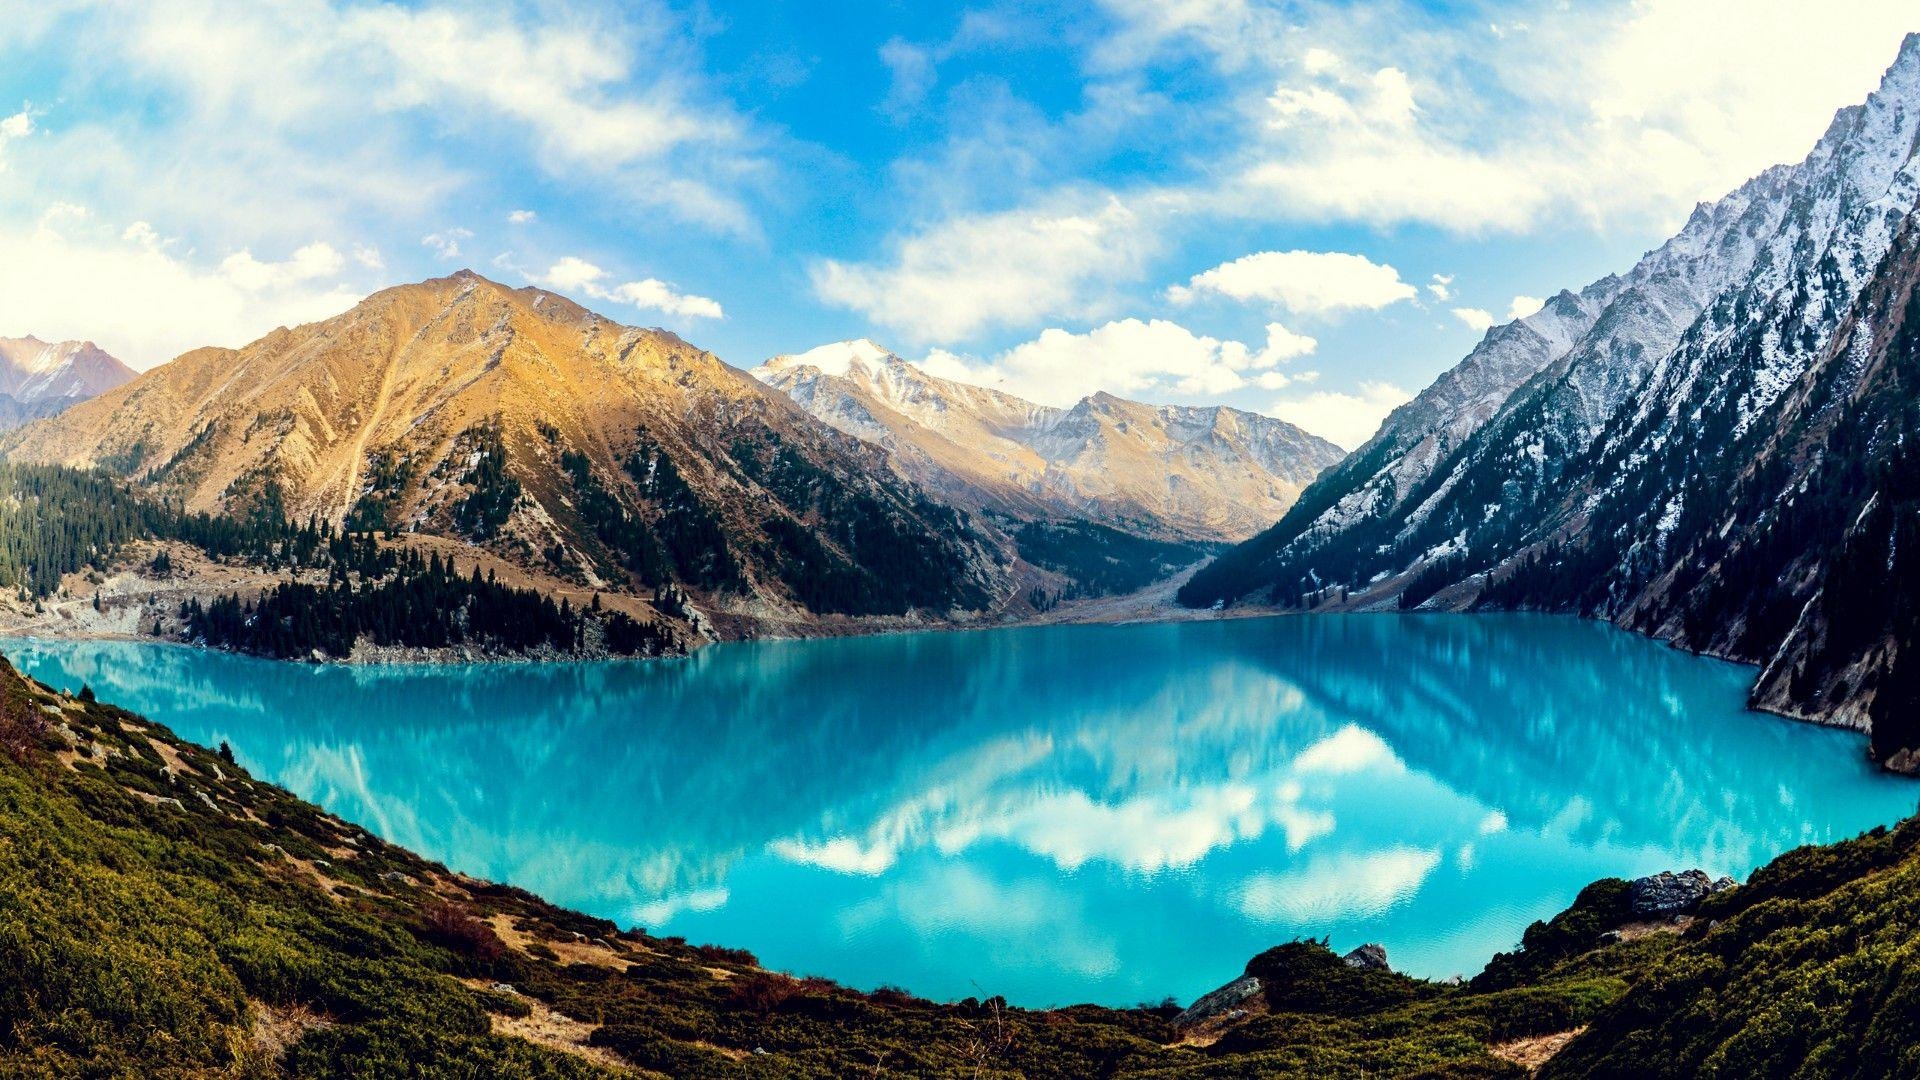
9, 614, 1913, 1006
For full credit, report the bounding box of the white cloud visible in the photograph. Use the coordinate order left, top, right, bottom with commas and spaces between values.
0, 0, 763, 270
1102, 1, 1916, 234
1506, 294, 1545, 320
0, 108, 30, 172
538, 255, 604, 293
1454, 295, 1546, 332
351, 245, 384, 270
811, 195, 1155, 344
532, 256, 723, 321
1169, 249, 1418, 314
1452, 307, 1495, 332
607, 278, 724, 320
358, 5, 734, 169
926, 318, 1317, 405
121, 221, 164, 250
1269, 380, 1413, 449
629, 887, 729, 929
220, 243, 346, 291
420, 229, 472, 260
1236, 846, 1442, 923
879, 37, 938, 116
507, 209, 537, 224
1426, 273, 1454, 301
768, 836, 898, 876
0, 216, 360, 366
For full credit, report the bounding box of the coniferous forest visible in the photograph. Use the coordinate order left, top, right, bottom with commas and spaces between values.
0, 462, 680, 661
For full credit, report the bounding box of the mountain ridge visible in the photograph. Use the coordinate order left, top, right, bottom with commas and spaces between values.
1181, 33, 1920, 770
2, 271, 998, 624
0, 335, 136, 430
754, 340, 1345, 543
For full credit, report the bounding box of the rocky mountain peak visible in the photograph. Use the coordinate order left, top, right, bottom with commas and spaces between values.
757, 340, 1346, 542
0, 337, 137, 418
1179, 36, 1920, 773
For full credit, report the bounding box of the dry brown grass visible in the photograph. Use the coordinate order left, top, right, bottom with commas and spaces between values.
1490, 1026, 1586, 1070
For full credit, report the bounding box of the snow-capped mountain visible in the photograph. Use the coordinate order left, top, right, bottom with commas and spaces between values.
755, 340, 1345, 542
0, 336, 136, 429
1183, 34, 1920, 770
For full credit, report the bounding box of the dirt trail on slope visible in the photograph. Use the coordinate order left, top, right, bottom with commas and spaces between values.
329, 347, 404, 527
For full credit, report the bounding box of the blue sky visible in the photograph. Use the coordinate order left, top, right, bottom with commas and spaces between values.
0, 1, 1913, 447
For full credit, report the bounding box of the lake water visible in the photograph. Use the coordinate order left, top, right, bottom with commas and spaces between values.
6, 614, 1915, 1008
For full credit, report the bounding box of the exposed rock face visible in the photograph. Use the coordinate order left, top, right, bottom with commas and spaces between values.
755, 341, 1345, 543
1172, 974, 1262, 1028
3, 273, 995, 621
1342, 943, 1392, 971
0, 337, 136, 430
1628, 870, 1736, 919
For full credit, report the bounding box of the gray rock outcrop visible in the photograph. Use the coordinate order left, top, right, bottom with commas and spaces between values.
1172, 974, 1261, 1028
1629, 869, 1736, 918
1342, 943, 1391, 971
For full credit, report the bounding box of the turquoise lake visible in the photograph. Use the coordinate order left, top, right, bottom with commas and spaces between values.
6, 614, 1916, 1008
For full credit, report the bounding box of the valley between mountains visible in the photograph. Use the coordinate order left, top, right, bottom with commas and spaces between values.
9, 19, 1920, 1080
11, 37, 1920, 782
0, 270, 1340, 664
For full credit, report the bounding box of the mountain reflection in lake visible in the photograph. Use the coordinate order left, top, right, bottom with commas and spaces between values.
8, 614, 1914, 1007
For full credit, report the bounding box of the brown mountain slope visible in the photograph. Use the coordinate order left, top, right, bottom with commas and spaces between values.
755, 340, 1347, 542
4, 271, 995, 621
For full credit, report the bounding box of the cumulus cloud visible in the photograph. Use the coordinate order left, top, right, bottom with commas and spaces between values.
0, 0, 763, 271
1452, 307, 1495, 332
1269, 380, 1413, 449
507, 209, 537, 224
220, 243, 346, 291
0, 214, 360, 366
925, 318, 1317, 405
1168, 249, 1418, 314
533, 256, 723, 320
0, 107, 29, 171
1236, 846, 1442, 923
1426, 273, 1454, 300
1506, 294, 1545, 319
1097, 0, 1915, 234
768, 836, 899, 876
1453, 295, 1548, 332
420, 228, 472, 260
811, 195, 1155, 344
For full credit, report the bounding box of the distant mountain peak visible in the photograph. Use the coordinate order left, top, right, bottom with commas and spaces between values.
0, 337, 137, 429
757, 339, 1345, 542
762, 338, 896, 378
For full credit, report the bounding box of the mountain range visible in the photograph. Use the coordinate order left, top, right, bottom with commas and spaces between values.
0, 336, 135, 430
753, 339, 1343, 543
1183, 32, 1920, 772
3, 274, 1006, 625
1, 273, 1342, 637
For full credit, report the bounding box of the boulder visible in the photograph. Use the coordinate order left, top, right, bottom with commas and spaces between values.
1172, 974, 1262, 1027
1628, 869, 1735, 918
1342, 943, 1391, 971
